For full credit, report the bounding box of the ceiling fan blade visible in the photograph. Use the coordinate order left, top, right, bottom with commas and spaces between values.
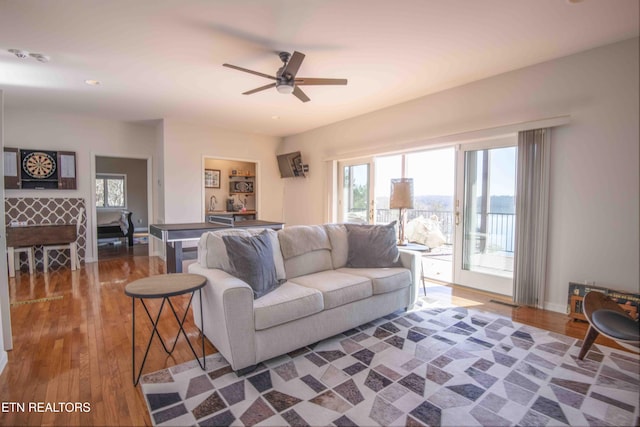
282, 51, 305, 79
292, 86, 310, 103
223, 63, 276, 80
295, 77, 348, 86
242, 83, 276, 95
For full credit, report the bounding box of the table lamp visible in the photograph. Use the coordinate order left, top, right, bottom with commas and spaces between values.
390, 178, 414, 246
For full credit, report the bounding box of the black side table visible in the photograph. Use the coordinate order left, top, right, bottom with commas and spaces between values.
400, 242, 430, 295
125, 273, 207, 385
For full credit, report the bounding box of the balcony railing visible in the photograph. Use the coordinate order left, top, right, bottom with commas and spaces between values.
374, 209, 515, 253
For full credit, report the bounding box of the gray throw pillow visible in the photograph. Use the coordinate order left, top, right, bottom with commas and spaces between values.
223, 230, 280, 299
345, 221, 399, 268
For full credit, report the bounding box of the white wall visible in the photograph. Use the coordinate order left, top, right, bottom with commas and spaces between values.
0, 90, 11, 367
3, 110, 158, 262
150, 120, 165, 256
280, 37, 640, 312
162, 119, 284, 224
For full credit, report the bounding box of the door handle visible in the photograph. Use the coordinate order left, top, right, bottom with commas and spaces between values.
455, 211, 460, 226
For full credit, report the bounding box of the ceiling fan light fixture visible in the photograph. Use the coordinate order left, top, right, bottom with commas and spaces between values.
276, 83, 294, 94
224, 50, 347, 102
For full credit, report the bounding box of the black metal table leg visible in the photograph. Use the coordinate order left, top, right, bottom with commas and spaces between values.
130, 288, 206, 385
166, 292, 206, 370
132, 297, 168, 386
132, 296, 135, 385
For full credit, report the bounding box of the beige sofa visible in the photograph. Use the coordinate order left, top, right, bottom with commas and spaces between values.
188, 224, 421, 373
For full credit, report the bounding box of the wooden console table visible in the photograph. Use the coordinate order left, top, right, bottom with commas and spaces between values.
6, 224, 77, 276
150, 220, 285, 273
568, 282, 639, 321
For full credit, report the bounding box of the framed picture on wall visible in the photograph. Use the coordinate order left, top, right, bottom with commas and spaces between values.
205, 169, 220, 188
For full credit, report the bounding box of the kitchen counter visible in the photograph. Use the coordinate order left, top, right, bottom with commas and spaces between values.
207, 210, 257, 222
206, 210, 256, 215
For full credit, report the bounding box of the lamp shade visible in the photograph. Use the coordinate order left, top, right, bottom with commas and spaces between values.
390, 178, 414, 209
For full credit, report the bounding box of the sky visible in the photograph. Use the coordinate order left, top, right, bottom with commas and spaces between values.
372, 145, 516, 198
375, 148, 455, 198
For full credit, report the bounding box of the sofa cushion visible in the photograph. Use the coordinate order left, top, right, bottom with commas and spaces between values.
345, 221, 399, 268
278, 225, 332, 259
223, 231, 280, 299
325, 223, 348, 269
337, 267, 411, 295
246, 228, 286, 281
284, 250, 334, 279
198, 228, 286, 281
289, 270, 373, 309
198, 229, 250, 270
253, 282, 324, 330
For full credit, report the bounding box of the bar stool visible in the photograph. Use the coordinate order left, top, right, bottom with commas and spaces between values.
43, 207, 84, 273
7, 246, 35, 277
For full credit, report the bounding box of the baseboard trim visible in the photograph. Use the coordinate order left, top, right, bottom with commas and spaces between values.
544, 301, 568, 314
489, 299, 520, 308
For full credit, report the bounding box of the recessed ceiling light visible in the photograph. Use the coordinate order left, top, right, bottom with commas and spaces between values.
8, 49, 29, 58
9, 49, 51, 62
85, 80, 101, 86
29, 53, 50, 63
271, 115, 280, 120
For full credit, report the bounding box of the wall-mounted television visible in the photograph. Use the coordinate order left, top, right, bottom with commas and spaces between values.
277, 151, 308, 178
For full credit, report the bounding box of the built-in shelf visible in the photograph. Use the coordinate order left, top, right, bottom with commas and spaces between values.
568, 282, 638, 321
228, 175, 254, 194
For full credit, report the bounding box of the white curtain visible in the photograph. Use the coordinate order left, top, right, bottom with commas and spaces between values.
513, 128, 551, 307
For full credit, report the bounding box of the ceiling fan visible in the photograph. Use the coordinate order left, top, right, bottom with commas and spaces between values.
223, 51, 347, 103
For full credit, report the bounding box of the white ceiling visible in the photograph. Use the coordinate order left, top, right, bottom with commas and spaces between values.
1, 0, 638, 137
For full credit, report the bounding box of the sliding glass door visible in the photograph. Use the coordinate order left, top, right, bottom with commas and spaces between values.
336, 141, 516, 297
454, 140, 517, 295
338, 159, 374, 224
373, 155, 403, 224
405, 149, 455, 283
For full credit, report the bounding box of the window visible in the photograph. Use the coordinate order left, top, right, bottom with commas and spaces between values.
96, 174, 126, 208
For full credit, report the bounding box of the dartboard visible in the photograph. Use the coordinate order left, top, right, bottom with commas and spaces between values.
22, 151, 57, 179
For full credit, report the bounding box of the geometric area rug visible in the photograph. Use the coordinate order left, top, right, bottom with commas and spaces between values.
140, 307, 640, 426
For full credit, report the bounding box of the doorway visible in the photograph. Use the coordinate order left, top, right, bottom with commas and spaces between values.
202, 157, 258, 222
95, 156, 149, 260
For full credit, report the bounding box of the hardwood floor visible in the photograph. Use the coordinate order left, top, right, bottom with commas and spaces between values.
0, 256, 625, 426
97, 242, 149, 260
1, 256, 215, 426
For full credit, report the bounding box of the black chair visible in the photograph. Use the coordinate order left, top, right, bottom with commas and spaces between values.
578, 291, 640, 360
